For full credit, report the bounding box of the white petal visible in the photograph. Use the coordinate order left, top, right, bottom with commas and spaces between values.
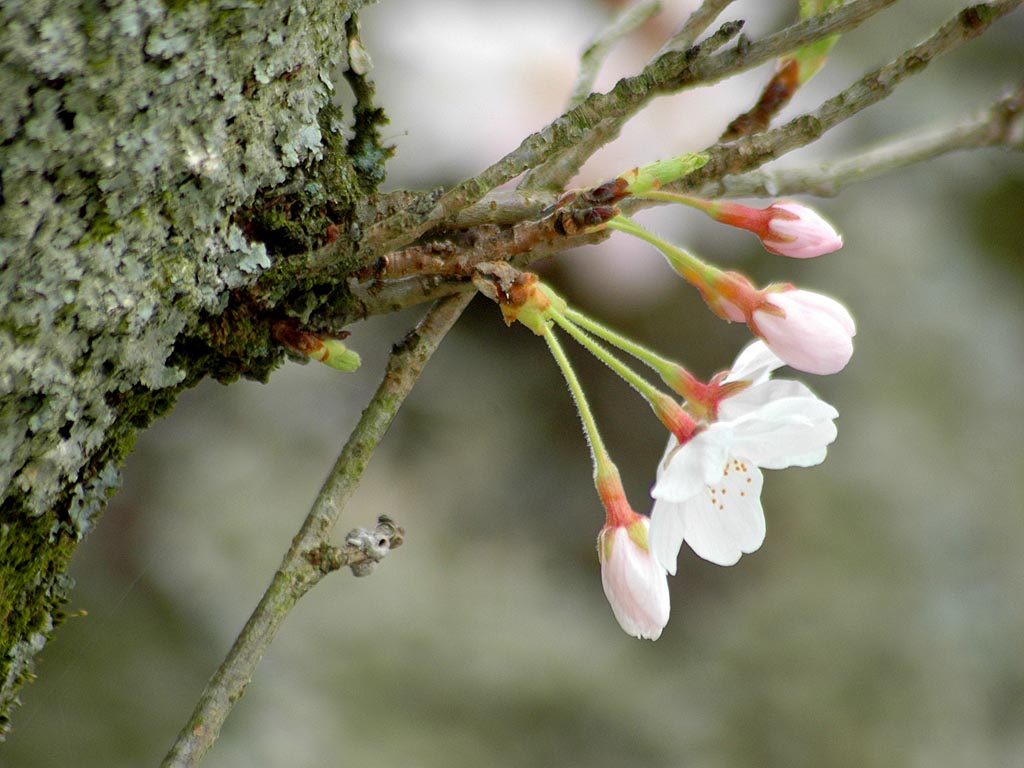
650, 498, 688, 576
730, 416, 837, 469
654, 432, 678, 474
724, 340, 786, 384
714, 379, 839, 468
732, 389, 838, 424
677, 458, 766, 566
776, 447, 829, 467
652, 426, 732, 503
718, 378, 822, 419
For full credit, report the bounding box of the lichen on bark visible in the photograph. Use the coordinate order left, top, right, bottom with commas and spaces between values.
0, 0, 379, 735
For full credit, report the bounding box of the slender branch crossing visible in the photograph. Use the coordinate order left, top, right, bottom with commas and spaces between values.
161, 293, 474, 768
320, 0, 905, 268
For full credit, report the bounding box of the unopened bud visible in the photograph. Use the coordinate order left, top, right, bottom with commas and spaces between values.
700, 199, 843, 258
597, 515, 670, 641
273, 322, 361, 372
621, 153, 709, 195
751, 288, 855, 375
312, 338, 362, 372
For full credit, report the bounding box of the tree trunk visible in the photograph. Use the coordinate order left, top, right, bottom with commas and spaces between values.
0, 0, 383, 734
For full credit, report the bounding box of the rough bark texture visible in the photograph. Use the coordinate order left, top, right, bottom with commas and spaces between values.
0, 0, 382, 735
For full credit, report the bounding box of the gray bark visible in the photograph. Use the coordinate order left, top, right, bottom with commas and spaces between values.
0, 0, 380, 734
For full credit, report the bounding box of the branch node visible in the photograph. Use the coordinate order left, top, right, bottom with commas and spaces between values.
344, 514, 405, 577
305, 515, 405, 578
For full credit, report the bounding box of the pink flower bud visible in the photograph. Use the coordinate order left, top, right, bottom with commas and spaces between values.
751, 289, 856, 375
704, 200, 843, 258
597, 517, 670, 640
758, 201, 843, 258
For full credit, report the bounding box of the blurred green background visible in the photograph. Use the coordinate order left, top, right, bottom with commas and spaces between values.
6, 1, 1023, 766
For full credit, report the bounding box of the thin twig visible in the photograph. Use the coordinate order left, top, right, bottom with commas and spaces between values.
683, 0, 897, 89
514, 116, 621, 194
161, 292, 474, 768
328, 0, 899, 268
569, 0, 663, 108
656, 0, 740, 56
701, 84, 1024, 198
520, 0, 898, 195
520, 11, 741, 192
523, 0, 738, 190
333, 3, 1020, 325
661, 1, 1024, 194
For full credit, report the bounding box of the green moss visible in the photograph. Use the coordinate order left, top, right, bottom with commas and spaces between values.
174, 298, 286, 385
0, 497, 78, 739
74, 209, 118, 247
0, 0, 373, 735
318, 101, 364, 209
342, 18, 394, 192
0, 368, 194, 738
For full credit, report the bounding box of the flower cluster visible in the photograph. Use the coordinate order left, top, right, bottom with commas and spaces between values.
475, 159, 854, 640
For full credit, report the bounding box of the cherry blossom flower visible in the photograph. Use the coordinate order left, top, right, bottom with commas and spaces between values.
598, 515, 671, 640
649, 341, 839, 571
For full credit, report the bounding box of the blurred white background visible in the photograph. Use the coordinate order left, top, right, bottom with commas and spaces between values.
7, 1, 1024, 766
